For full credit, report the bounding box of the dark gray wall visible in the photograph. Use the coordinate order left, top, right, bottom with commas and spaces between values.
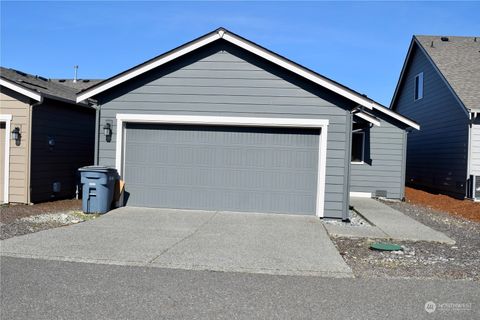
350, 113, 407, 199
96, 40, 354, 218
393, 44, 469, 197
30, 99, 95, 203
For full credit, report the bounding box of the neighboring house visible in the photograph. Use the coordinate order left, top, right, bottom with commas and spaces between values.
76, 28, 419, 219
391, 35, 480, 199
0, 67, 96, 204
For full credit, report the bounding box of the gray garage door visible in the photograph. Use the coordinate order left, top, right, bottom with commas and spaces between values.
124, 123, 319, 215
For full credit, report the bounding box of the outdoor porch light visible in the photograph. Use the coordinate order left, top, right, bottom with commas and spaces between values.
103, 122, 112, 142
11, 127, 21, 145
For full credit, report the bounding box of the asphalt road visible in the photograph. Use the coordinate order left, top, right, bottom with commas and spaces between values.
1, 256, 478, 320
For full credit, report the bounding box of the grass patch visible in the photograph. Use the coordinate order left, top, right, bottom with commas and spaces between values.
71, 211, 101, 221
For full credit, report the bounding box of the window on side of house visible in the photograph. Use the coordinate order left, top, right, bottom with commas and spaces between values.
414, 72, 424, 101
351, 124, 365, 163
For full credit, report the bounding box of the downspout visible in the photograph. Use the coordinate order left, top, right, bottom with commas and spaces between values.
87, 99, 100, 166
27, 97, 44, 204
94, 105, 100, 165
343, 109, 353, 221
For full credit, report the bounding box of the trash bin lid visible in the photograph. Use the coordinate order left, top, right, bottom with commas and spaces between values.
78, 166, 118, 173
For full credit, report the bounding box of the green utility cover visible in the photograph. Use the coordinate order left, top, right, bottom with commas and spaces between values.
370, 242, 403, 251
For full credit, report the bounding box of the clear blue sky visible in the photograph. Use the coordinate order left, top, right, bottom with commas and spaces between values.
1, 1, 478, 105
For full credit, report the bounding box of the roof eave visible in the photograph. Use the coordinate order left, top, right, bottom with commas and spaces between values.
76, 28, 418, 129
0, 77, 42, 102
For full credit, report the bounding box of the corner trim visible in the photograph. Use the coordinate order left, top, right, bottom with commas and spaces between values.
0, 114, 12, 203
115, 114, 329, 218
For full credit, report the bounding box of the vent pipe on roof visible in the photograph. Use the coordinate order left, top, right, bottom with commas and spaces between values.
430, 41, 434, 47
73, 65, 78, 83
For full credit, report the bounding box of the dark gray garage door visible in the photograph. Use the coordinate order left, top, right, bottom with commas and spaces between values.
124, 123, 319, 215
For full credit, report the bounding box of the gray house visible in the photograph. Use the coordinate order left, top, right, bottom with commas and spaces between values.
0, 67, 96, 204
77, 28, 419, 219
391, 35, 480, 199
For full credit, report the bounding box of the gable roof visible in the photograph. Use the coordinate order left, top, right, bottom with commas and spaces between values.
77, 27, 419, 129
0, 67, 83, 104
391, 35, 480, 112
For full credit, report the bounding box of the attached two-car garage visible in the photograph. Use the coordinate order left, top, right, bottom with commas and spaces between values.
122, 120, 323, 215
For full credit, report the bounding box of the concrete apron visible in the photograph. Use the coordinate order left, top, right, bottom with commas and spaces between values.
328, 198, 455, 244
0, 207, 353, 278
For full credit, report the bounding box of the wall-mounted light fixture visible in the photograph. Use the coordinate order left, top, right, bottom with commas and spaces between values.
103, 122, 112, 142
11, 127, 21, 146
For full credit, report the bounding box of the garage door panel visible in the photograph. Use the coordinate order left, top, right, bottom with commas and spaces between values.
124, 123, 319, 215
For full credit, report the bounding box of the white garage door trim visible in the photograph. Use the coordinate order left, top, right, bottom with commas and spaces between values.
115, 114, 329, 217
0, 114, 13, 204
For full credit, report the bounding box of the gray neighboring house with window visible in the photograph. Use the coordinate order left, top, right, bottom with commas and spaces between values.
0, 67, 96, 204
391, 35, 480, 199
77, 28, 419, 219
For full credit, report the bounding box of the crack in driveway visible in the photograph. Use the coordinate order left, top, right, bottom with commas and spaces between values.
146, 211, 219, 264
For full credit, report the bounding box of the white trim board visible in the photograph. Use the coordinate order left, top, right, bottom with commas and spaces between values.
115, 114, 329, 218
0, 114, 12, 203
354, 112, 381, 127
78, 29, 376, 111
349, 192, 372, 198
75, 28, 416, 130
0, 79, 42, 102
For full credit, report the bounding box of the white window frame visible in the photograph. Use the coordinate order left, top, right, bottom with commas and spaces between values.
0, 114, 12, 204
115, 114, 329, 218
414, 72, 424, 101
351, 130, 365, 164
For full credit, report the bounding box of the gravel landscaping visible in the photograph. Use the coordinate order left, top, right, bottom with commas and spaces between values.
331, 200, 480, 281
0, 200, 99, 240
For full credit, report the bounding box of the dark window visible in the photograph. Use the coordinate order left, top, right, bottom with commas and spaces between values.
351, 127, 365, 163
414, 72, 424, 101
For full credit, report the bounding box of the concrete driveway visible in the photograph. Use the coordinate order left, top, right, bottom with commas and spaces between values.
0, 207, 352, 277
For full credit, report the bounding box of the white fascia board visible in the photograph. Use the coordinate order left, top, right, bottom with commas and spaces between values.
371, 105, 420, 130
353, 112, 381, 127
76, 32, 222, 103
222, 33, 374, 110
116, 114, 329, 128
77, 29, 375, 110
0, 79, 42, 102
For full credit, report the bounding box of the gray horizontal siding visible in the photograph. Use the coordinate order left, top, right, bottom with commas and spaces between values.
350, 115, 406, 199
393, 44, 469, 197
97, 41, 352, 218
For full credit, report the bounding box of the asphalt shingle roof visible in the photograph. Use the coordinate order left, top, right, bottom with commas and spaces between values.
0, 67, 101, 103
415, 35, 480, 112
51, 79, 104, 91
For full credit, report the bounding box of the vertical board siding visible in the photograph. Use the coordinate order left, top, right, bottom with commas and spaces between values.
350, 116, 406, 199
30, 100, 95, 202
98, 42, 351, 218
471, 121, 480, 176
393, 45, 469, 197
0, 89, 30, 203
125, 124, 319, 215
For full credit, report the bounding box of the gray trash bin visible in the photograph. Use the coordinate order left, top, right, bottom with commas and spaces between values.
79, 166, 118, 214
